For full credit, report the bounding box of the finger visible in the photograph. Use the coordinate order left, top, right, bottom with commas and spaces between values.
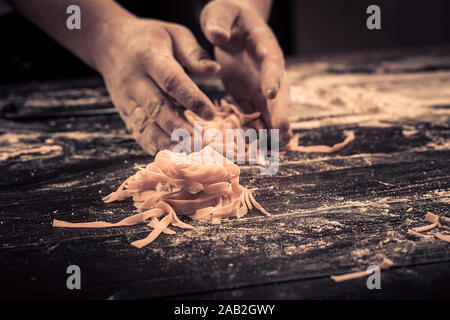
265, 79, 292, 144
120, 96, 177, 155
112, 94, 159, 156
242, 16, 284, 99
237, 98, 268, 131
145, 54, 216, 120
126, 76, 194, 138
168, 25, 221, 76
200, 1, 240, 45
140, 121, 176, 153
135, 120, 174, 155
249, 39, 284, 100
261, 55, 284, 100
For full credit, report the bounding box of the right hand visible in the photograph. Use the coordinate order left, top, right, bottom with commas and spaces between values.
95, 17, 221, 155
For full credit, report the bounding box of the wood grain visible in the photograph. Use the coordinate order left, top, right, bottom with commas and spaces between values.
1, 50, 449, 299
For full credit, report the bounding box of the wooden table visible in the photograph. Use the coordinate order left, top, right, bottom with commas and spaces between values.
1, 48, 449, 299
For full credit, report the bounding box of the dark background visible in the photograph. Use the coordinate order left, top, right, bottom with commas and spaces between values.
0, 0, 449, 84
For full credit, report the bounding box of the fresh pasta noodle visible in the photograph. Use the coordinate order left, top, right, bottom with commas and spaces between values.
286, 131, 355, 153
185, 100, 355, 156
330, 258, 394, 282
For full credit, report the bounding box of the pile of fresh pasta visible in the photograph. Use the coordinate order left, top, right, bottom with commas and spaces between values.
53, 146, 269, 248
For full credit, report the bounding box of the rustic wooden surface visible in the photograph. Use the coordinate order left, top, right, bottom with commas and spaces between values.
0, 49, 449, 299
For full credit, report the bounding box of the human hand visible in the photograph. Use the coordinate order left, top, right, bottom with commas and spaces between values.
200, 0, 292, 144
95, 17, 221, 155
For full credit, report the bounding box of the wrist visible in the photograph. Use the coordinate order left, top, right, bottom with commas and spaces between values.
89, 7, 137, 75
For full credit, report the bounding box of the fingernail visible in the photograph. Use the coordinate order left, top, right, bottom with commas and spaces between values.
207, 25, 230, 45
266, 89, 277, 99
200, 108, 215, 121
256, 44, 267, 59
212, 63, 221, 74
201, 60, 221, 74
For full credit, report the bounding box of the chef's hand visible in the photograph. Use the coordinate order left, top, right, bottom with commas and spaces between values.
6, 0, 221, 155
200, 0, 292, 144
97, 17, 221, 155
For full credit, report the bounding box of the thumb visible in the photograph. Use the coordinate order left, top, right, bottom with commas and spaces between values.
168, 25, 221, 76
200, 1, 240, 46
266, 82, 292, 144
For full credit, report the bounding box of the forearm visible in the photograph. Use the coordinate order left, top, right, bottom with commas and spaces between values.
6, 0, 134, 71
213, 0, 273, 21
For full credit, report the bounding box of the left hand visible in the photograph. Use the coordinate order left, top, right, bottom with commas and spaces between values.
200, 0, 292, 144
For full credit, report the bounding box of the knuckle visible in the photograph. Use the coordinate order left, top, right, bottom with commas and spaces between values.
162, 72, 180, 93
135, 48, 151, 63
190, 99, 204, 113
131, 106, 149, 132
147, 98, 166, 119
132, 38, 156, 60
146, 144, 158, 156
156, 135, 171, 150
120, 76, 134, 90
139, 124, 159, 155
140, 138, 158, 155
188, 47, 208, 61
121, 99, 138, 117
120, 114, 134, 133
252, 27, 268, 39
164, 116, 182, 133
147, 27, 170, 44
171, 24, 191, 36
